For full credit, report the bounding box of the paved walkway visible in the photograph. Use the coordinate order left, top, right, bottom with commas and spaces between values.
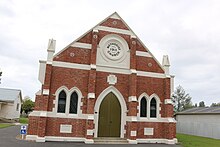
0, 125, 182, 147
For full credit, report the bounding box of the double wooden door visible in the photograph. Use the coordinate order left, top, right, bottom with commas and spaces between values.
98, 92, 121, 137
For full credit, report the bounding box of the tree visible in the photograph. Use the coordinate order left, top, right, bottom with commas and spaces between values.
22, 96, 35, 115
171, 85, 192, 112
0, 68, 2, 84
199, 101, 205, 107
210, 102, 220, 107
194, 103, 197, 107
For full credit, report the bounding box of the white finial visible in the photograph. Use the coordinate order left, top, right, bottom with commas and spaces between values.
162, 55, 170, 75
47, 39, 56, 52
47, 39, 56, 62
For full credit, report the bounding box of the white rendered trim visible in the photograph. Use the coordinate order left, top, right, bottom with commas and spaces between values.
137, 71, 165, 78
29, 110, 176, 123
60, 124, 72, 133
94, 86, 127, 138
130, 131, 137, 136
26, 135, 177, 144
90, 64, 96, 69
42, 89, 49, 95
130, 69, 137, 74
87, 129, 94, 136
136, 51, 152, 57
127, 139, 138, 144
126, 116, 176, 123
52, 61, 91, 70
95, 25, 135, 36
88, 93, 95, 99
70, 42, 92, 49
136, 138, 177, 144
38, 60, 46, 84
110, 13, 121, 19
164, 99, 173, 105
26, 135, 86, 143
29, 110, 89, 119
96, 65, 131, 75
51, 61, 167, 78
128, 96, 137, 102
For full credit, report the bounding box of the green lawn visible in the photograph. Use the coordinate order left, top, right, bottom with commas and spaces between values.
177, 133, 220, 147
19, 117, 29, 124
0, 123, 14, 129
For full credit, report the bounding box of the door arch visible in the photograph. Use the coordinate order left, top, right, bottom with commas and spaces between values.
94, 86, 127, 138
98, 92, 121, 137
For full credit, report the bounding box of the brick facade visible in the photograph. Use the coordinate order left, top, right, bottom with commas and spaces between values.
27, 12, 176, 144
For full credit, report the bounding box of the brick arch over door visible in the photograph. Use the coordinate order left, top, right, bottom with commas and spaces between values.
94, 86, 127, 138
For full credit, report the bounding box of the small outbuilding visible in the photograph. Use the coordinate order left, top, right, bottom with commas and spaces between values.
176, 107, 220, 139
0, 88, 22, 121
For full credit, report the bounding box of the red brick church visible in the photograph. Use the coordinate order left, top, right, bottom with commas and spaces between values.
27, 12, 177, 144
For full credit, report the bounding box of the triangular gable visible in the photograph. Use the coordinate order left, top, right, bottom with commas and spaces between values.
54, 12, 165, 72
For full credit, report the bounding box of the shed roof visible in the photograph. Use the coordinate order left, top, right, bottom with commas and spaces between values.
0, 88, 22, 103
176, 107, 220, 115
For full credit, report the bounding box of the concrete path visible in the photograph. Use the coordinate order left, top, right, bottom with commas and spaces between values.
0, 125, 182, 147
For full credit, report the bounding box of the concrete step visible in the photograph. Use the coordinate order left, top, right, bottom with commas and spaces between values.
94, 137, 128, 144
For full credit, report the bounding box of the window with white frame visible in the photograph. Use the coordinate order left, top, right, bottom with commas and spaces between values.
69, 92, 78, 114
150, 98, 157, 118
139, 93, 160, 119
56, 87, 82, 115
140, 97, 147, 117
57, 90, 66, 113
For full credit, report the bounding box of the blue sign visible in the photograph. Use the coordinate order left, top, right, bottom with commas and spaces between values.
21, 125, 27, 130
20, 129, 27, 135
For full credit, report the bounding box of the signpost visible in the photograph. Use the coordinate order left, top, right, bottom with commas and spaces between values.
20, 125, 27, 140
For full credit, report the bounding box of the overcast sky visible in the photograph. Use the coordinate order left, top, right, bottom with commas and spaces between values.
0, 0, 219, 106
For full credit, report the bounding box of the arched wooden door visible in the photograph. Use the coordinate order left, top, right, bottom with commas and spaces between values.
98, 92, 121, 137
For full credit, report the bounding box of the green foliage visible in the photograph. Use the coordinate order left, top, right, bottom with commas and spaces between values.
172, 85, 193, 112
199, 101, 205, 107
177, 133, 220, 147
21, 97, 34, 114
210, 102, 220, 107
19, 117, 29, 124
0, 124, 14, 129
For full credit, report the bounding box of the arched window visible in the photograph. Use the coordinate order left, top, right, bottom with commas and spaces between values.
57, 90, 66, 113
150, 98, 157, 118
69, 92, 78, 114
140, 97, 147, 117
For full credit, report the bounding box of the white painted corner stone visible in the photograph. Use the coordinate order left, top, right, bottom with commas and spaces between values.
130, 69, 137, 74
87, 115, 94, 120
87, 130, 94, 136
128, 96, 137, 102
130, 131, 137, 136
43, 89, 49, 95
88, 93, 95, 99
90, 64, 96, 69
164, 99, 173, 104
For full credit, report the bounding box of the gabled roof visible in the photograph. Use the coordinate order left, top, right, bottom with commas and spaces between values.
176, 107, 220, 115
54, 12, 165, 72
0, 88, 22, 103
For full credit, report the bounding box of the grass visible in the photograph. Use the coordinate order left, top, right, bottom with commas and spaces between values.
19, 117, 29, 124
177, 133, 220, 147
0, 123, 14, 129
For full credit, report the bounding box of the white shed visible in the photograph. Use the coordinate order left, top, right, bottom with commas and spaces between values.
0, 88, 22, 121
176, 107, 220, 139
